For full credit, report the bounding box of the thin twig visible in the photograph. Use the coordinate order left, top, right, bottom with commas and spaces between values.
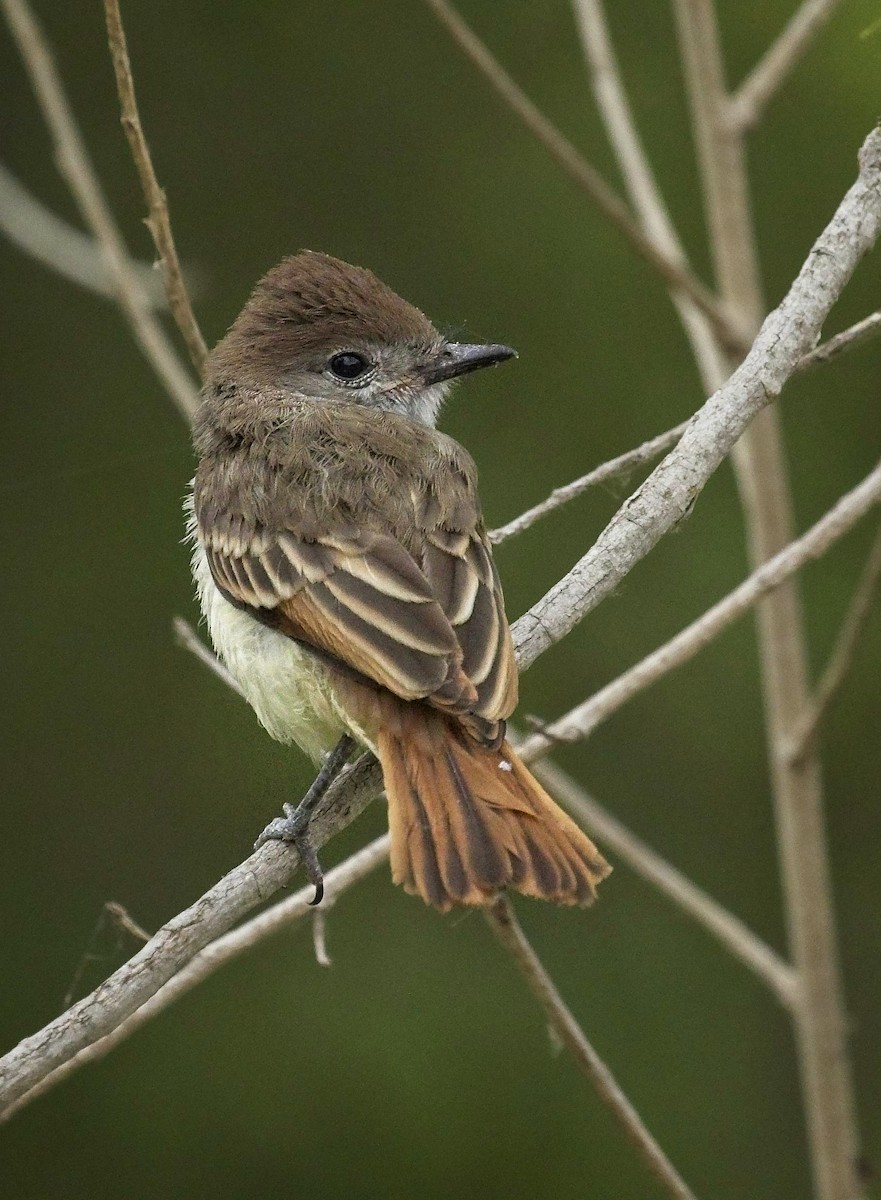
61, 901, 151, 1011
519, 461, 881, 756
422, 0, 748, 355
1, 0, 199, 421
729, 0, 846, 133
173, 615, 243, 696
104, 902, 151, 944
799, 311, 881, 370
312, 910, 332, 968
530, 760, 798, 1010
485, 896, 698, 1200
0, 161, 167, 304
103, 0, 208, 377
489, 419, 689, 543
489, 315, 881, 549
787, 520, 881, 765
1, 835, 390, 1123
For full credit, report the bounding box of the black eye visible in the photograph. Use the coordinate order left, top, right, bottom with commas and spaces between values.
328, 352, 371, 381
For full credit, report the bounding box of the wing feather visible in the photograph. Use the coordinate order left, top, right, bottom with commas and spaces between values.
195, 432, 518, 730
420, 528, 517, 722
280, 585, 456, 698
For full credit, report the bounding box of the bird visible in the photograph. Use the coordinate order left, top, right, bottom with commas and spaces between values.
188, 251, 611, 912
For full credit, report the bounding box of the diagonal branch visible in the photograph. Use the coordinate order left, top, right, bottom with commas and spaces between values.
422, 0, 748, 354
1, 834, 391, 1124
729, 0, 847, 133
787, 519, 881, 765
799, 310, 881, 370
571, 0, 731, 401
519, 461, 881, 755
103, 0, 208, 377
1, 0, 199, 421
511, 122, 881, 670
485, 896, 698, 1200
0, 750, 386, 1115
489, 308, 880, 547
530, 760, 798, 1009
489, 419, 689, 543
0, 161, 169, 304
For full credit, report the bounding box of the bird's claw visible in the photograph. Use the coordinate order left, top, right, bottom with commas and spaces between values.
254, 811, 325, 906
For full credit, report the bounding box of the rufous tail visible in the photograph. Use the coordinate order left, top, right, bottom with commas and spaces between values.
377, 704, 611, 912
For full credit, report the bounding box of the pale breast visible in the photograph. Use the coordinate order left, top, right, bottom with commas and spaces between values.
190, 540, 347, 761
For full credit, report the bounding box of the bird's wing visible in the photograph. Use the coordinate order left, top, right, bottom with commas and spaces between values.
418, 517, 518, 724
194, 457, 517, 728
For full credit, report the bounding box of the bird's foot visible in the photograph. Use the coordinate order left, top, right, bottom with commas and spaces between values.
255, 804, 325, 905
253, 735, 356, 907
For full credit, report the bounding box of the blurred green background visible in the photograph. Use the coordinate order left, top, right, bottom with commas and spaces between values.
2, 2, 879, 1197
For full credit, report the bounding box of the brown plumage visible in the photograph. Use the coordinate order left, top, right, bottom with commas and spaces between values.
192, 252, 611, 911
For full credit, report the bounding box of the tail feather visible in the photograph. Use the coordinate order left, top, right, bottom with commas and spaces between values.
378, 704, 611, 912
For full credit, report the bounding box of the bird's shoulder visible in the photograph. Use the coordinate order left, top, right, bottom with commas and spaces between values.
194, 396, 482, 547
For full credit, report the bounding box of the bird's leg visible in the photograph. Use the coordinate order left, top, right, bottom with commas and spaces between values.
254, 734, 356, 906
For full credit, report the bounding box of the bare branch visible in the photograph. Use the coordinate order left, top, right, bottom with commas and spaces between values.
104, 902, 151, 945
787, 520, 881, 765
572, 0, 675, 244
422, 0, 748, 354
730, 0, 846, 133
571, 0, 731, 405
0, 161, 167, 304
800, 311, 881, 370
103, 0, 208, 377
530, 760, 799, 1009
518, 460, 881, 753
1, 0, 199, 422
1, 835, 390, 1122
489, 419, 689, 544
485, 896, 698, 1200
511, 123, 881, 669
489, 309, 877, 548
173, 615, 243, 696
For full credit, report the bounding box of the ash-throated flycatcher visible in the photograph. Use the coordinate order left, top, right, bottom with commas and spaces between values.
189, 252, 610, 911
